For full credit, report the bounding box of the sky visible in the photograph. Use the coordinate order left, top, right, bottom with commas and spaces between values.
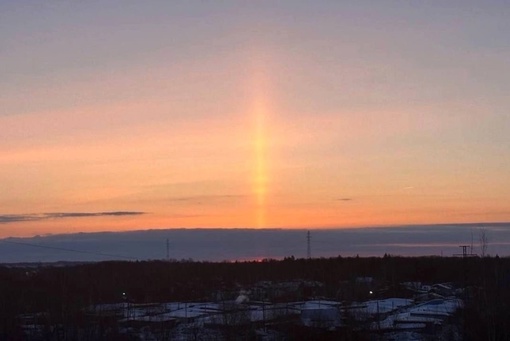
1, 1, 510, 238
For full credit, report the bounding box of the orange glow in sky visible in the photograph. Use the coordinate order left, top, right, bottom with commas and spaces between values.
251, 58, 272, 228
1, 2, 510, 238
254, 101, 268, 228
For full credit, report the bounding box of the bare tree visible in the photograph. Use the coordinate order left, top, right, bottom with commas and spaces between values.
479, 228, 489, 257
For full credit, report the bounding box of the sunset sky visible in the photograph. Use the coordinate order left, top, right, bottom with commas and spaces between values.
1, 1, 510, 238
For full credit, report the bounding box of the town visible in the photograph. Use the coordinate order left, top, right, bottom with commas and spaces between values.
3, 255, 509, 340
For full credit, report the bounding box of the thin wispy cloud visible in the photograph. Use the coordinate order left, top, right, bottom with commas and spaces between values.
167, 195, 247, 204
0, 211, 145, 224
337, 198, 353, 202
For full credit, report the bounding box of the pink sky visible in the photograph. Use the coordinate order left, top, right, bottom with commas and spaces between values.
1, 2, 510, 237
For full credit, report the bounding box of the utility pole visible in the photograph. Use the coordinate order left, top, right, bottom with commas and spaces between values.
166, 238, 169, 260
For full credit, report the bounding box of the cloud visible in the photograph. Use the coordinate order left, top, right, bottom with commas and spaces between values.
47, 212, 145, 218
337, 198, 353, 201
0, 215, 39, 224
0, 211, 145, 224
167, 194, 247, 204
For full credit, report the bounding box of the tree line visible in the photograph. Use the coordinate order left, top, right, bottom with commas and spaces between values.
0, 255, 509, 339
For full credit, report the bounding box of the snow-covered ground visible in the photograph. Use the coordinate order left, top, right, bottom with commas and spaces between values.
351, 298, 413, 316
372, 298, 462, 330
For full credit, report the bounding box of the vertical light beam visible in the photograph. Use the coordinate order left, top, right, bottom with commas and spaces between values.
249, 50, 273, 229
254, 98, 268, 228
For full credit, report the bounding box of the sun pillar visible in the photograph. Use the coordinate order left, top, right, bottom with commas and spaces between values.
249, 50, 273, 229
254, 98, 268, 228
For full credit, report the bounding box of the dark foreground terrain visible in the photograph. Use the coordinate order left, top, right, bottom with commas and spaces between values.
1, 256, 509, 340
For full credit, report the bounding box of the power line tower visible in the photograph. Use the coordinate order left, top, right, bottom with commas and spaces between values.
307, 231, 311, 259
454, 245, 476, 257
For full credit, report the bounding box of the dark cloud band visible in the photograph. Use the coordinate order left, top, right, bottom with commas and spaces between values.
0, 211, 145, 224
